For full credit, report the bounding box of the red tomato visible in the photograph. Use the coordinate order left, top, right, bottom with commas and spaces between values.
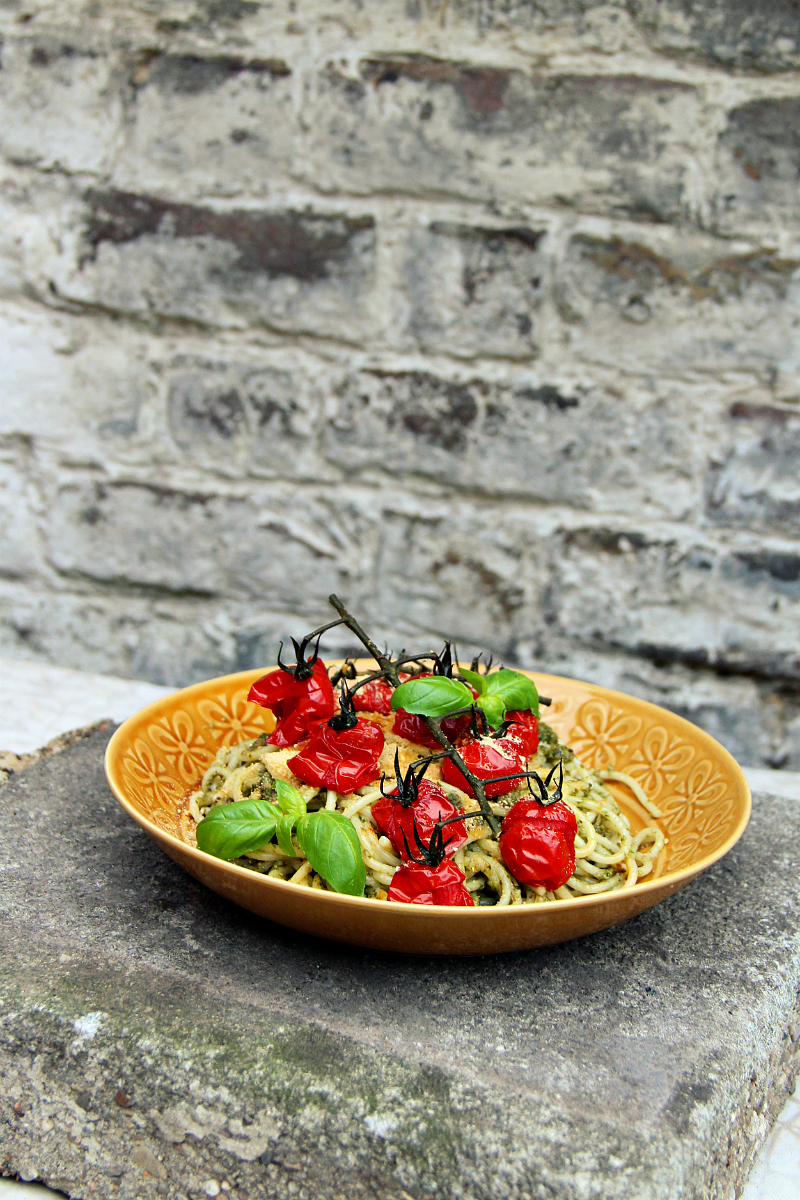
372, 779, 468, 861
391, 708, 473, 750
502, 796, 577, 838
352, 678, 394, 715
387, 860, 474, 906
499, 799, 576, 890
288, 719, 384, 794
391, 672, 478, 749
248, 659, 335, 747
441, 737, 526, 798
503, 711, 539, 758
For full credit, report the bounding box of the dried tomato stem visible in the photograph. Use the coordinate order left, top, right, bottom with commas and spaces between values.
325, 604, 499, 831
328, 594, 500, 836
328, 595, 402, 683
305, 617, 348, 641
348, 670, 387, 692
424, 718, 500, 835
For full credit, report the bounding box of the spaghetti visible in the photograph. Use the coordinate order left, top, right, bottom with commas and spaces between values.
186, 703, 665, 906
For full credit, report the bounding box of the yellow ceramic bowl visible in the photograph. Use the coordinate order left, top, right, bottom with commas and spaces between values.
105, 666, 750, 956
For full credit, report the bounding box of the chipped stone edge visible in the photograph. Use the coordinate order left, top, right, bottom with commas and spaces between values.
0, 721, 114, 783
707, 996, 800, 1199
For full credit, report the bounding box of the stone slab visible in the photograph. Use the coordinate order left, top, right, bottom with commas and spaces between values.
1, 727, 800, 1200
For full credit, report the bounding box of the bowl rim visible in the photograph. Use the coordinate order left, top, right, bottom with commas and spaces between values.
104, 666, 752, 919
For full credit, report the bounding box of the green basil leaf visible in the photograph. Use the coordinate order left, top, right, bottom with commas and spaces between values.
275, 779, 306, 821
296, 811, 366, 897
484, 669, 540, 716
477, 694, 507, 729
390, 676, 473, 718
196, 799, 281, 861
457, 667, 486, 695
276, 814, 298, 858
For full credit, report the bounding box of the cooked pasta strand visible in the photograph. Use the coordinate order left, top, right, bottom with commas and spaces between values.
188, 721, 666, 906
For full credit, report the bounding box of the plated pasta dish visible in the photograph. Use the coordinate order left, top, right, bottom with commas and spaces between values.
187, 597, 665, 907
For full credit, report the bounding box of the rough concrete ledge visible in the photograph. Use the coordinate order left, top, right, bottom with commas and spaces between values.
1, 727, 799, 1200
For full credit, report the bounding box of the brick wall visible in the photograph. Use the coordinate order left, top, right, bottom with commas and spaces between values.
1, 0, 799, 767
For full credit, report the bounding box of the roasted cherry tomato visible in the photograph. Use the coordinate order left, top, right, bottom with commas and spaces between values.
392, 672, 478, 749
503, 710, 539, 758
499, 798, 576, 890
387, 860, 474, 906
441, 737, 526, 798
502, 796, 577, 837
391, 708, 472, 750
372, 779, 468, 861
288, 718, 384, 794
248, 659, 335, 748
352, 677, 394, 715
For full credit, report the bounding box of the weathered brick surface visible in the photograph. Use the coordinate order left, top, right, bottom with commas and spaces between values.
403, 222, 544, 357
551, 524, 800, 681
52, 190, 377, 338
114, 52, 296, 199
706, 401, 800, 534
1, 0, 800, 772
715, 96, 800, 235
324, 367, 712, 518
637, 0, 800, 72
306, 61, 700, 218
44, 475, 365, 606
451, 0, 800, 70
0, 36, 123, 175
166, 356, 327, 479
557, 230, 800, 375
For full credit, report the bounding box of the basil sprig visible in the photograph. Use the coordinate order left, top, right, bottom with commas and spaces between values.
469, 668, 540, 716
195, 779, 365, 896
196, 797, 281, 861
390, 676, 473, 717
390, 668, 539, 730
296, 810, 366, 898
275, 779, 305, 856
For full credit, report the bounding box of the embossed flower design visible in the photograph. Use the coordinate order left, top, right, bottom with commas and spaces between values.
627, 726, 695, 800
570, 699, 643, 771
660, 758, 734, 839
681, 759, 730, 809
149, 710, 211, 783
198, 688, 272, 747
666, 793, 736, 869
123, 737, 183, 805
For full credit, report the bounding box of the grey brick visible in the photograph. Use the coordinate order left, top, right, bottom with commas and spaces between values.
0, 436, 44, 580
706, 401, 800, 536
324, 369, 485, 479
636, 0, 800, 72
115, 52, 296, 197
0, 36, 122, 173
556, 232, 800, 373
0, 305, 151, 460
715, 96, 800, 234
0, 582, 286, 686
449, 0, 800, 70
52, 190, 377, 338
551, 525, 800, 682
165, 357, 326, 479
370, 498, 547, 655
43, 476, 380, 607
305, 60, 699, 218
404, 222, 544, 358
475, 376, 706, 517
325, 368, 713, 518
